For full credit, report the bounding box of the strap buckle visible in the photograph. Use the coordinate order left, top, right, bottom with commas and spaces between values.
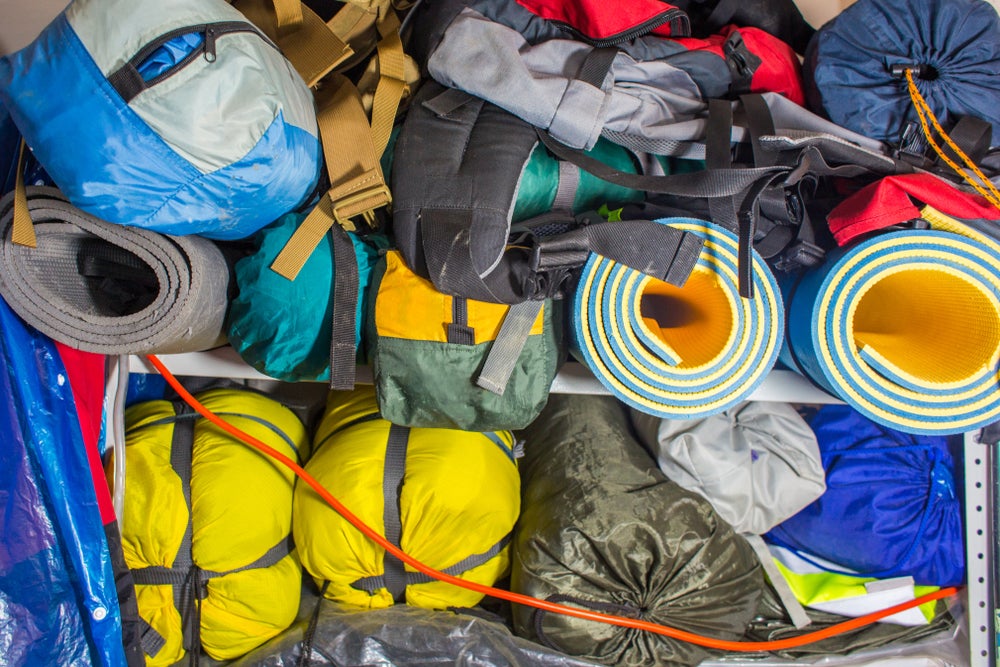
773, 240, 825, 272
331, 183, 392, 232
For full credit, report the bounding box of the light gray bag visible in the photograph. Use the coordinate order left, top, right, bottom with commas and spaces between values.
630, 401, 826, 536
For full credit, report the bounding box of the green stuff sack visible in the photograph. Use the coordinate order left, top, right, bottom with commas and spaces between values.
109, 388, 309, 666
293, 385, 520, 610
367, 250, 564, 431
512, 394, 764, 667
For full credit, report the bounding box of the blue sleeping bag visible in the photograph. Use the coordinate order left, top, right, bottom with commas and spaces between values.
804, 0, 1000, 148
767, 404, 964, 587
227, 213, 382, 383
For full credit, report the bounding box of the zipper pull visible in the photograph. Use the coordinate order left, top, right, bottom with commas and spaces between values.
204, 27, 217, 63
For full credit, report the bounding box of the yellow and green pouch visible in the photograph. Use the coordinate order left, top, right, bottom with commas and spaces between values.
366, 250, 565, 431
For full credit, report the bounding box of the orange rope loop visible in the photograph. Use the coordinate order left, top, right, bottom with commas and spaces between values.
904, 68, 1000, 210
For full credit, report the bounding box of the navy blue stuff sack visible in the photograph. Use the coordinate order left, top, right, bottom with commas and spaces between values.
804, 0, 1000, 149
767, 404, 964, 587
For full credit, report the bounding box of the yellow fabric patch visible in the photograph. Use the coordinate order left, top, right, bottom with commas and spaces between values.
374, 251, 544, 343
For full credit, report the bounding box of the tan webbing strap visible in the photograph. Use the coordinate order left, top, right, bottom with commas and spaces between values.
270, 0, 303, 34
270, 76, 389, 279
326, 2, 380, 73
279, 4, 354, 87
12, 140, 37, 248
233, 0, 353, 86
369, 16, 407, 157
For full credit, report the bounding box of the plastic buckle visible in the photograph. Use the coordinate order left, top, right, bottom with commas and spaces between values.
889, 63, 929, 79
774, 241, 825, 273
331, 184, 392, 232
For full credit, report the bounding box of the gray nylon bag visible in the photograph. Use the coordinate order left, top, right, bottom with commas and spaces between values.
630, 401, 826, 535
512, 394, 764, 667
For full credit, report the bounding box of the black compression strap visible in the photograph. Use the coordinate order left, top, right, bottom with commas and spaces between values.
382, 425, 410, 603
329, 225, 357, 390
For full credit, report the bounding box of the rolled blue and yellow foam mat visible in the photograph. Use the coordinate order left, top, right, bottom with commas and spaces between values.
570, 218, 784, 419
782, 207, 1000, 435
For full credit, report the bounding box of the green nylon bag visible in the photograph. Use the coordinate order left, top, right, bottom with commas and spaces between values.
366, 250, 565, 431
512, 394, 764, 667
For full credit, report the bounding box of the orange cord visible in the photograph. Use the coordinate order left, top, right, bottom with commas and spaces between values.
904, 68, 1000, 211
144, 354, 961, 652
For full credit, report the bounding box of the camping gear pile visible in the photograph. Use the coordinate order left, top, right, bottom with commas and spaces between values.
0, 0, 996, 663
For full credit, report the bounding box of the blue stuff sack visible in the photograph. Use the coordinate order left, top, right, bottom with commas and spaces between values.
0, 0, 320, 239
767, 404, 964, 587
804, 0, 1000, 148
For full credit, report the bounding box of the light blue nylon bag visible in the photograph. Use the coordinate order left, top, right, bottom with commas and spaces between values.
0, 0, 320, 240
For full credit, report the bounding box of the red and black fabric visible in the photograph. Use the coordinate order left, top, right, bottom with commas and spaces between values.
826, 173, 1000, 246
513, 0, 692, 44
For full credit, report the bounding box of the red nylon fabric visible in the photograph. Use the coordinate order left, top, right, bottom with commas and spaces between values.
514, 0, 687, 40
827, 173, 1000, 245
674, 26, 805, 106
56, 343, 115, 525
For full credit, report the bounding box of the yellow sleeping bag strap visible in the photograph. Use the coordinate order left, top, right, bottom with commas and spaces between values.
128, 403, 296, 664
349, 429, 515, 598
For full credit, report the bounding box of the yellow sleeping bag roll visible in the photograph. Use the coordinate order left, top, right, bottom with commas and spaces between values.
294, 385, 520, 610
109, 388, 309, 665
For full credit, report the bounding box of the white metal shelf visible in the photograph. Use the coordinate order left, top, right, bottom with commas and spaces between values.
128, 347, 843, 404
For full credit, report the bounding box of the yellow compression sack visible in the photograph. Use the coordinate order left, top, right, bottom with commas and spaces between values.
108, 388, 309, 665
293, 385, 520, 609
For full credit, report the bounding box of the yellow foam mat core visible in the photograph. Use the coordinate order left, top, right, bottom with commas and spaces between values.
852, 268, 1000, 384
639, 267, 734, 368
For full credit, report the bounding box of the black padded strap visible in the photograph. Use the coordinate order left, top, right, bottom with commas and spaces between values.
381, 425, 410, 603
328, 224, 357, 390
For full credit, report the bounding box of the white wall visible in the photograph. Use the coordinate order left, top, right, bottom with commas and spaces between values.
0, 0, 997, 56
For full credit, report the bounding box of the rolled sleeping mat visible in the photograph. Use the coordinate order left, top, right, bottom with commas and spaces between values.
0, 186, 228, 354
781, 225, 1000, 435
570, 217, 784, 419
226, 212, 382, 382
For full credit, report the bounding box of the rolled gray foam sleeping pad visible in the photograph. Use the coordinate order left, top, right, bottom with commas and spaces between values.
0, 186, 228, 354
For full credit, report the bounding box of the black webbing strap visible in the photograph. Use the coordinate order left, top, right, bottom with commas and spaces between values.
536, 128, 787, 197
741, 93, 778, 168
296, 580, 331, 667
531, 218, 704, 288
447, 296, 476, 345
723, 30, 762, 98
351, 533, 513, 593
137, 619, 167, 659
168, 401, 197, 656
941, 115, 993, 166
381, 425, 410, 603
577, 47, 618, 88
133, 535, 294, 586
328, 224, 358, 390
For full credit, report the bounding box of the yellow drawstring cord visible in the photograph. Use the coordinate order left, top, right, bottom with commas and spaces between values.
904, 68, 1000, 211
